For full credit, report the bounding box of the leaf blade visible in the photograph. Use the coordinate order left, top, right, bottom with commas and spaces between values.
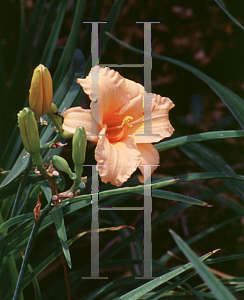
118, 251, 215, 300
134, 189, 210, 206
155, 130, 244, 151
53, 0, 86, 91
214, 0, 244, 31
170, 229, 236, 300
40, 0, 69, 67
180, 142, 244, 202
51, 208, 72, 268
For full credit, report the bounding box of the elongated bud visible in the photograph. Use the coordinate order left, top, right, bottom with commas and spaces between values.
47, 103, 62, 132
29, 64, 53, 116
52, 155, 75, 179
72, 127, 87, 175
18, 107, 40, 154
72, 127, 87, 165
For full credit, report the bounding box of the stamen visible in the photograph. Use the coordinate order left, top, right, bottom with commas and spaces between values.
121, 116, 133, 127
106, 114, 161, 133
107, 116, 133, 142
106, 114, 163, 142
106, 116, 134, 131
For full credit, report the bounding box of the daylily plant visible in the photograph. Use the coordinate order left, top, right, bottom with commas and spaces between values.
63, 66, 174, 186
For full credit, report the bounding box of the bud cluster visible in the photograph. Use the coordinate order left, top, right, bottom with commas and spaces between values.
17, 64, 88, 204
18, 64, 55, 169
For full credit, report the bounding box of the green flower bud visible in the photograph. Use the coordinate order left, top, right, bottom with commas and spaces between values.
72, 127, 87, 176
53, 155, 69, 173
29, 64, 53, 116
52, 155, 75, 179
47, 103, 62, 132
18, 107, 40, 154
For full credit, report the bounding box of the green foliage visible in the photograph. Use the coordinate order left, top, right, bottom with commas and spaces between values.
0, 0, 244, 299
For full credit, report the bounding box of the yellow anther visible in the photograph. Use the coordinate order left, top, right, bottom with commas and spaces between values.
121, 116, 133, 127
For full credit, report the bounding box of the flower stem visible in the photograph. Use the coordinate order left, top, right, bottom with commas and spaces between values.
70, 165, 84, 194
13, 202, 53, 300
40, 131, 63, 149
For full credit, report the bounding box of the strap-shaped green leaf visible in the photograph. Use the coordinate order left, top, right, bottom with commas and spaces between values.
7, 255, 24, 300
170, 229, 236, 300
40, 0, 69, 67
80, 0, 105, 51
118, 251, 214, 300
215, 0, 244, 31
134, 188, 210, 206
84, 0, 125, 75
159, 216, 240, 264
145, 272, 197, 300
0, 213, 33, 234
0, 39, 7, 116
0, 212, 24, 300
51, 208, 72, 268
155, 130, 244, 151
10, 0, 47, 107
53, 0, 86, 91
180, 142, 244, 202
2, 171, 244, 236
26, 262, 42, 300
5, 200, 241, 298
67, 172, 244, 204
0, 154, 30, 188
99, 0, 125, 60
32, 0, 66, 67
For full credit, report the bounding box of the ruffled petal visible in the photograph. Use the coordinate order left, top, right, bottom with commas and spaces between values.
95, 126, 141, 186
128, 95, 175, 143
62, 107, 99, 143
117, 78, 144, 120
118, 78, 174, 143
137, 143, 160, 183
77, 66, 131, 127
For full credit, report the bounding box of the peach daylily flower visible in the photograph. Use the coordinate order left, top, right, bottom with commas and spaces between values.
63, 66, 174, 186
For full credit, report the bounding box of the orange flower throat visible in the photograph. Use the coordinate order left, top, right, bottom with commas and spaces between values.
106, 116, 133, 142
